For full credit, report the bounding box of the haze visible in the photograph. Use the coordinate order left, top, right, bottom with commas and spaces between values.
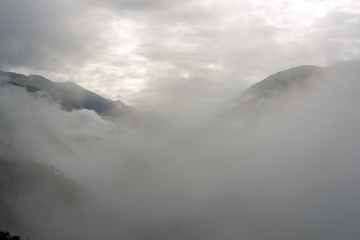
1, 1, 360, 240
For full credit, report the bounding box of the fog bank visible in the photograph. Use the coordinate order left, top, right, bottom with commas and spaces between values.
1, 64, 360, 239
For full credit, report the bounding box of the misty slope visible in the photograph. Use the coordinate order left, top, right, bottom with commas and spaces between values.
0, 152, 124, 240
0, 85, 127, 240
222, 65, 325, 119
0, 153, 85, 239
0, 71, 138, 120
223, 60, 360, 120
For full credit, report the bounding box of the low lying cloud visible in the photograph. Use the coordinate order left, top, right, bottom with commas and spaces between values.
1, 62, 360, 239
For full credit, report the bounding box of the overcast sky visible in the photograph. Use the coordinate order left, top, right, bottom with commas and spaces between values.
1, 0, 360, 111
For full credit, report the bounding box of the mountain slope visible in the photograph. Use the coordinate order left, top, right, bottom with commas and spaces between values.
0, 153, 85, 239
0, 71, 138, 120
222, 65, 325, 119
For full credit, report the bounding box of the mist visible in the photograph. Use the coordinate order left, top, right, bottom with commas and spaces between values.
0, 61, 360, 240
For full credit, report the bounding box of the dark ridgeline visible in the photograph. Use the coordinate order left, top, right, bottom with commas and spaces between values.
0, 71, 138, 120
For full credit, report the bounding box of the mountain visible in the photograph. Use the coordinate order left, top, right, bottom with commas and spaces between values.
0, 71, 139, 121
222, 65, 325, 119
221, 60, 360, 120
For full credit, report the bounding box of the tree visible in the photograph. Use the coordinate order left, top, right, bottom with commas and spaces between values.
0, 230, 23, 240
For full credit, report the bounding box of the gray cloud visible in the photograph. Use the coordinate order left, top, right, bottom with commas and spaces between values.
1, 0, 360, 112
0, 0, 103, 70
309, 11, 360, 62
89, 0, 186, 11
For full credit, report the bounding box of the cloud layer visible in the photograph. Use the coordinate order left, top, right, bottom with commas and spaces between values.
1, 60, 360, 239
1, 0, 360, 111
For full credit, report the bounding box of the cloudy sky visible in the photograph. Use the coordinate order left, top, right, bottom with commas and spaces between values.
1, 0, 360, 111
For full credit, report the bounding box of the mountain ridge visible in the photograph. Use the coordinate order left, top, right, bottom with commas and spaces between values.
221, 63, 331, 119
0, 71, 139, 121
